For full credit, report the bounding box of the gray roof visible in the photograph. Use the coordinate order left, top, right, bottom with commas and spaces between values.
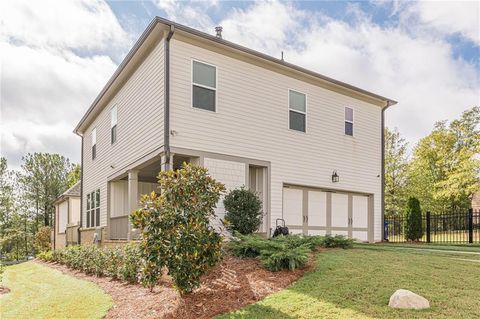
63, 181, 81, 197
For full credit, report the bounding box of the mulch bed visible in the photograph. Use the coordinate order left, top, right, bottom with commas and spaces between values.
37, 254, 313, 318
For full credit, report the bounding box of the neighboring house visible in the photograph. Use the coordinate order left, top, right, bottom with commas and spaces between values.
52, 182, 81, 249
472, 192, 480, 211
73, 17, 397, 245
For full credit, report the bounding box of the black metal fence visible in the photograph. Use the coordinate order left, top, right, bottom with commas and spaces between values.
384, 208, 480, 244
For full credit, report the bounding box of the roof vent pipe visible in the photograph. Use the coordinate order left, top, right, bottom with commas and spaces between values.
215, 26, 223, 38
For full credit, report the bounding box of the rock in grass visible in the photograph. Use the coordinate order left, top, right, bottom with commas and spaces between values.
388, 289, 430, 309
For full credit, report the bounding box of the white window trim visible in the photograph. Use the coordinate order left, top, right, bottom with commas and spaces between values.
288, 89, 307, 133
344, 106, 354, 137
86, 189, 100, 228
191, 59, 218, 113
110, 105, 118, 145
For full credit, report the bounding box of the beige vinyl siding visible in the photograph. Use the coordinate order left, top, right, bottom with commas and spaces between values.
82, 38, 165, 228
69, 197, 80, 225
170, 39, 383, 240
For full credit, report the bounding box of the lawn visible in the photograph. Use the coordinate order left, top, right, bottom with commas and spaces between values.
0, 261, 112, 319
218, 245, 480, 319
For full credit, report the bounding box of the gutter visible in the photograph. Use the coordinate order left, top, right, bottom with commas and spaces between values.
164, 25, 175, 170
381, 101, 394, 241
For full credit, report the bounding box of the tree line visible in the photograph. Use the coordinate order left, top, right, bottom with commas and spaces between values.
385, 106, 480, 217
0, 153, 80, 260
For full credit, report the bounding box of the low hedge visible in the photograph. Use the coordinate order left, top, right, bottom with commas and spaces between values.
229, 234, 353, 271
39, 243, 142, 283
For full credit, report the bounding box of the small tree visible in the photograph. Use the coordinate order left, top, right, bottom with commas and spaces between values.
405, 197, 423, 241
224, 187, 263, 235
34, 226, 51, 253
131, 163, 225, 294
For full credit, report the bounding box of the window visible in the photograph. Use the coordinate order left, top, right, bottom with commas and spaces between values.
111, 106, 117, 144
345, 107, 354, 136
86, 189, 100, 228
192, 60, 216, 112
289, 90, 306, 132
91, 128, 97, 159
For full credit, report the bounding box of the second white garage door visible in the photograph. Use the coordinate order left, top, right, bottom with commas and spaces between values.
282, 185, 372, 241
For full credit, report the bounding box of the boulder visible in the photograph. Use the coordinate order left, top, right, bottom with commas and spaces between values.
388, 289, 430, 309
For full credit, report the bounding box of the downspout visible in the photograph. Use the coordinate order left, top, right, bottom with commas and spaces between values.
164, 25, 175, 170
53, 204, 56, 250
381, 101, 392, 241
79, 136, 84, 244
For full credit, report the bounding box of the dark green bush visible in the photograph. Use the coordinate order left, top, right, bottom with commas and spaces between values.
229, 234, 353, 272
131, 164, 225, 294
229, 234, 271, 258
259, 244, 310, 271
321, 235, 354, 249
405, 197, 423, 241
223, 187, 263, 235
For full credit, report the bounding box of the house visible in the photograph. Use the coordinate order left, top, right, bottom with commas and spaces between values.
73, 17, 397, 245
472, 192, 480, 211
52, 182, 81, 249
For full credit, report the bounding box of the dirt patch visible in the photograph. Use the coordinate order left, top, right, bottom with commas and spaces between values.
37, 254, 313, 318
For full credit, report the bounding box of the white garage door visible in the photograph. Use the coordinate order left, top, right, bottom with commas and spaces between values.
282, 188, 303, 233
282, 186, 371, 241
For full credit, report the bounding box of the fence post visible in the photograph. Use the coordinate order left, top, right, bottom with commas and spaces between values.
468, 208, 473, 244
426, 211, 431, 243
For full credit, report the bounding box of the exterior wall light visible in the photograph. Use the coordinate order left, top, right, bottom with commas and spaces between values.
332, 170, 339, 183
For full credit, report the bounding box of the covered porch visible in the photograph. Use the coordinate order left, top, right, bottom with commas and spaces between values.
107, 153, 201, 240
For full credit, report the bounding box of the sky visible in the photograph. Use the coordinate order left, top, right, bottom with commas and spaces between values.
1, 0, 479, 170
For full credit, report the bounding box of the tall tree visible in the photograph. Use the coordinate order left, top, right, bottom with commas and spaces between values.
0, 158, 15, 234
407, 107, 480, 213
67, 164, 81, 188
384, 128, 409, 217
17, 153, 72, 228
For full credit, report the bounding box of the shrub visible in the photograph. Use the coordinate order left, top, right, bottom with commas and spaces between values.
223, 187, 263, 235
104, 247, 123, 279
259, 244, 310, 271
120, 243, 141, 283
229, 234, 271, 258
131, 163, 225, 294
37, 250, 53, 262
34, 226, 51, 253
321, 235, 354, 249
405, 197, 423, 241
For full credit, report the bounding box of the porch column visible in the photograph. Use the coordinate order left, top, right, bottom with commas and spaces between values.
161, 153, 174, 171
127, 170, 139, 240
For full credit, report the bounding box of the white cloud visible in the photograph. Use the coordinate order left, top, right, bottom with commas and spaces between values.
407, 0, 480, 46
0, 0, 126, 169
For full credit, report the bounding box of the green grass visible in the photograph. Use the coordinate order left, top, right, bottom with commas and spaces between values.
218, 246, 480, 319
0, 261, 112, 319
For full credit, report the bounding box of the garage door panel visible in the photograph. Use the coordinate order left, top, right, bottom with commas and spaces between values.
352, 231, 368, 242
352, 196, 368, 228
331, 230, 348, 236
307, 229, 327, 236
308, 191, 326, 227
331, 193, 348, 228
283, 188, 303, 226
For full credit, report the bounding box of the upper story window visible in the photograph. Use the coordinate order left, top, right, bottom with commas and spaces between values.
91, 127, 97, 160
192, 60, 216, 112
345, 107, 354, 136
289, 90, 306, 132
111, 106, 117, 144
86, 189, 100, 228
